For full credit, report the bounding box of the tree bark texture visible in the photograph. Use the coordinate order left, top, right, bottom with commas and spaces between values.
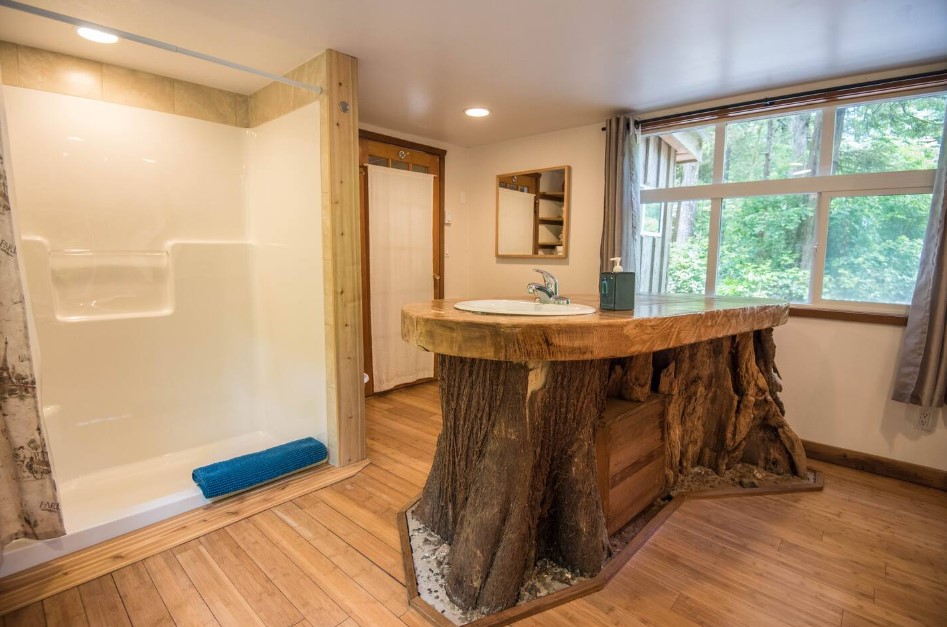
415, 355, 610, 613
605, 353, 653, 402
653, 329, 807, 486
414, 328, 806, 614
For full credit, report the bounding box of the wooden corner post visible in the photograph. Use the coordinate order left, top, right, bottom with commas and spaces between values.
320, 49, 366, 466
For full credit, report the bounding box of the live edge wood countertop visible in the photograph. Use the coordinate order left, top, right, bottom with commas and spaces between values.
401, 293, 789, 361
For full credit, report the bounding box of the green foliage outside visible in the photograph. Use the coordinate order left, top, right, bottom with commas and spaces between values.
665, 202, 709, 294
724, 111, 820, 182
835, 96, 946, 174
653, 94, 946, 304
824, 194, 932, 304
716, 195, 815, 302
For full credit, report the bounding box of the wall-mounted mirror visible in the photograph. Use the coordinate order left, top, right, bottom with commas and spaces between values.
495, 166, 570, 258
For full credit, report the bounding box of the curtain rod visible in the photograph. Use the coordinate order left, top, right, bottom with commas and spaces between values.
630, 69, 947, 133
0, 0, 324, 95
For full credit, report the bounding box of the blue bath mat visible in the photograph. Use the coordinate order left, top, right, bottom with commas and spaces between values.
192, 437, 328, 499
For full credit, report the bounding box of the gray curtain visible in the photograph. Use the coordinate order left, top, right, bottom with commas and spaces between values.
0, 93, 64, 564
893, 112, 947, 407
600, 115, 640, 273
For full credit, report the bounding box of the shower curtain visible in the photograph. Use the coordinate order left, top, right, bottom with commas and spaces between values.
367, 165, 435, 392
0, 92, 64, 564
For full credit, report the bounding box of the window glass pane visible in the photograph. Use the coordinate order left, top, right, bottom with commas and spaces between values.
412, 164, 430, 174
391, 160, 409, 171
823, 193, 931, 304
367, 154, 388, 166
642, 203, 663, 235
666, 200, 711, 294
833, 94, 947, 174
639, 126, 714, 189
724, 111, 821, 182
717, 194, 816, 302
638, 200, 710, 295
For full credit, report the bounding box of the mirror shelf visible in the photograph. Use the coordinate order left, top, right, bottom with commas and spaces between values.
495, 165, 570, 259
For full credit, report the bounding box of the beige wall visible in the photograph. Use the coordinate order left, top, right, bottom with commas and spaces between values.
460, 123, 605, 299
776, 319, 947, 471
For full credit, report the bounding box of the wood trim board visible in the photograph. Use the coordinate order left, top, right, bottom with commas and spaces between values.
803, 440, 946, 490
0, 460, 370, 616
397, 496, 421, 600
359, 130, 448, 157
320, 49, 366, 466
788, 306, 908, 326
638, 71, 947, 133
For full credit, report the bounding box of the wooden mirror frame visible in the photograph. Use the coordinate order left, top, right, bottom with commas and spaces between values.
495, 165, 571, 259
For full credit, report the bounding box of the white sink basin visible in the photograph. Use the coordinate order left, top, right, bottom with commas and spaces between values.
454, 299, 596, 316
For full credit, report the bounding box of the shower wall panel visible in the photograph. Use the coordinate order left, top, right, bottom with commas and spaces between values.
245, 102, 328, 451
4, 87, 259, 484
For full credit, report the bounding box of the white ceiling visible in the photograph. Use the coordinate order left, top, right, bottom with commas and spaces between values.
1, 0, 946, 146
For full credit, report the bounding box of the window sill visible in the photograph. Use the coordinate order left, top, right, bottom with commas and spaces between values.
788, 305, 908, 326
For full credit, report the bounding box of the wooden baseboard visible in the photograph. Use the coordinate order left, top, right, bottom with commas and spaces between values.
803, 440, 946, 491
0, 460, 369, 615
371, 378, 437, 397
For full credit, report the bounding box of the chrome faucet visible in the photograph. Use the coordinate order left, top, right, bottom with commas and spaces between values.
527, 269, 570, 304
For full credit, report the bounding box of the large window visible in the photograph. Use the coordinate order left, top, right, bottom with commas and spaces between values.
639, 91, 947, 310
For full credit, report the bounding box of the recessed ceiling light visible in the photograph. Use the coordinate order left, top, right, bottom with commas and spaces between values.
464, 107, 491, 118
76, 27, 119, 44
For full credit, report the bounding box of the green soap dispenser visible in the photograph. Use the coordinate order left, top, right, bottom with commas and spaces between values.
600, 257, 635, 311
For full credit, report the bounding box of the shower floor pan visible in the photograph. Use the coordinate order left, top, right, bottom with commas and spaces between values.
0, 431, 283, 577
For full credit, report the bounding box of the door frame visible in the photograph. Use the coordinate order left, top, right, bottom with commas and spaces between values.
358, 129, 446, 396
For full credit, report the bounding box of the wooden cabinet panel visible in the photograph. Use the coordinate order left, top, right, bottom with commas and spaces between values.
596, 395, 667, 535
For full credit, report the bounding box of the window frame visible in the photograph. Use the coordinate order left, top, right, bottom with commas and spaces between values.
639, 86, 946, 315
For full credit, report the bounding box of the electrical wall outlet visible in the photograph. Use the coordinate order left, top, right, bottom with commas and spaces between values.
914, 408, 935, 432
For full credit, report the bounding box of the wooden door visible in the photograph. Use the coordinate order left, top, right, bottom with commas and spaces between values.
358, 132, 445, 396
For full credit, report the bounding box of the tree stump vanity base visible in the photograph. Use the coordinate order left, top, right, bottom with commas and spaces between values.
400, 295, 820, 624
416, 356, 610, 612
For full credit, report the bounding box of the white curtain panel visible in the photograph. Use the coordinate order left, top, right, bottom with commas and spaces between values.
367, 165, 435, 392
497, 188, 535, 255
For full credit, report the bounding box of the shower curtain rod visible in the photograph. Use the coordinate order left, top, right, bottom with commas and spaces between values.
0, 0, 324, 95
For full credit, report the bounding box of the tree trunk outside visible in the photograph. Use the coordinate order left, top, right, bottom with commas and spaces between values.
675, 163, 699, 244
763, 118, 775, 179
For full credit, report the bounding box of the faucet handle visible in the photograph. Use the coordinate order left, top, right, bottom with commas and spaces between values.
531, 268, 558, 293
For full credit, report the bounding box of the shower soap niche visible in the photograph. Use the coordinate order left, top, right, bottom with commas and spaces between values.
49, 250, 174, 321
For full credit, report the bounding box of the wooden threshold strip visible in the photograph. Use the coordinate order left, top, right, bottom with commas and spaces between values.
0, 460, 369, 615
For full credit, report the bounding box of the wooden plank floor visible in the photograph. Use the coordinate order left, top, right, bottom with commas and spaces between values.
3, 381, 946, 626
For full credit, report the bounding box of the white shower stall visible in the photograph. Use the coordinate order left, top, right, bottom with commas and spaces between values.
0, 81, 328, 574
